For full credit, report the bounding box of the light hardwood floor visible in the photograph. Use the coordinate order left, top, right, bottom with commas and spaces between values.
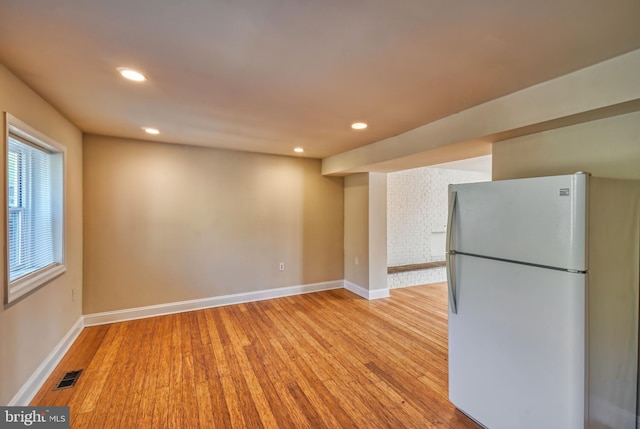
32, 283, 481, 428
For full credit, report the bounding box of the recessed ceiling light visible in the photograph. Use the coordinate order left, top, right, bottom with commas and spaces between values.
118, 67, 146, 82
351, 122, 368, 130
294, 147, 304, 153
143, 127, 160, 135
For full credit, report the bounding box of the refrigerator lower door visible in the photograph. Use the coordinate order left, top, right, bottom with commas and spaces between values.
449, 256, 585, 429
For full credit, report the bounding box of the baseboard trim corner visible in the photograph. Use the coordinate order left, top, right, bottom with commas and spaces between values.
344, 281, 390, 300
369, 288, 391, 300
9, 280, 349, 404
9, 316, 84, 406
84, 280, 344, 326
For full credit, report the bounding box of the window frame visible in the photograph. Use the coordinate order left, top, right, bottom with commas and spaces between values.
4, 113, 66, 305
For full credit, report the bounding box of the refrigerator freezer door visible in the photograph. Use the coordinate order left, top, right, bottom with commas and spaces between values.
449, 173, 587, 271
449, 255, 585, 429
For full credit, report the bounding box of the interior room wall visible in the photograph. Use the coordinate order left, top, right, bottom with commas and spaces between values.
368, 172, 388, 294
344, 174, 369, 289
492, 110, 640, 421
82, 135, 344, 314
0, 65, 83, 405
492, 111, 640, 181
343, 172, 388, 296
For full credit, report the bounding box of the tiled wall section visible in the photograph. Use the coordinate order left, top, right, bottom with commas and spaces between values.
387, 167, 490, 288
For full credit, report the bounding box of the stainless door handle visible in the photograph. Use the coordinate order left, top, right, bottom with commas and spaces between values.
447, 190, 458, 314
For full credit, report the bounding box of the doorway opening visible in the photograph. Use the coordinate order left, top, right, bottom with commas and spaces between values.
387, 155, 491, 289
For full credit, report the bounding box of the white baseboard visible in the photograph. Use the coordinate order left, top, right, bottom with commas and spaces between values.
9, 316, 84, 406
344, 281, 390, 300
9, 280, 348, 405
84, 280, 344, 326
369, 287, 391, 300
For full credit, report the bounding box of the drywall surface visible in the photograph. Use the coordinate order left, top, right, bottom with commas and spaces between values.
344, 173, 369, 289
83, 135, 343, 313
368, 172, 387, 292
493, 110, 640, 423
493, 111, 640, 180
0, 65, 83, 405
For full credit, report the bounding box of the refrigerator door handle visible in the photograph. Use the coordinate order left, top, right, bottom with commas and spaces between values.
447, 190, 457, 314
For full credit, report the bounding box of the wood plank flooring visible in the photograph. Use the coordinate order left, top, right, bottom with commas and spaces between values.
32, 283, 481, 428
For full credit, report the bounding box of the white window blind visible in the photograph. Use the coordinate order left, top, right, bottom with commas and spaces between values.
5, 113, 65, 304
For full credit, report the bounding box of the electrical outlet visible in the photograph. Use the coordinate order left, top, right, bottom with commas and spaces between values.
355, 257, 359, 265
279, 262, 285, 271
71, 288, 77, 302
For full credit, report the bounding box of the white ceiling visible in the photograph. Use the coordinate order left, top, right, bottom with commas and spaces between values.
1, 0, 640, 159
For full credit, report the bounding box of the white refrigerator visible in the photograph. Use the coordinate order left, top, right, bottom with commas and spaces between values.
447, 173, 640, 429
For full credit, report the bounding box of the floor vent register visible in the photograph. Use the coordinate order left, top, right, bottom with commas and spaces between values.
54, 370, 83, 390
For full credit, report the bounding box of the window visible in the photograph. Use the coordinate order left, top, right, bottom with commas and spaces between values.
4, 113, 65, 304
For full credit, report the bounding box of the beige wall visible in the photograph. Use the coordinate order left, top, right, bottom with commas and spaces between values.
344, 174, 369, 288
368, 172, 387, 292
0, 65, 83, 405
492, 110, 640, 419
83, 135, 343, 313
493, 111, 640, 180
343, 172, 387, 292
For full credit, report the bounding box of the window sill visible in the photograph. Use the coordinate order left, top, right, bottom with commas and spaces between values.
6, 264, 66, 304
